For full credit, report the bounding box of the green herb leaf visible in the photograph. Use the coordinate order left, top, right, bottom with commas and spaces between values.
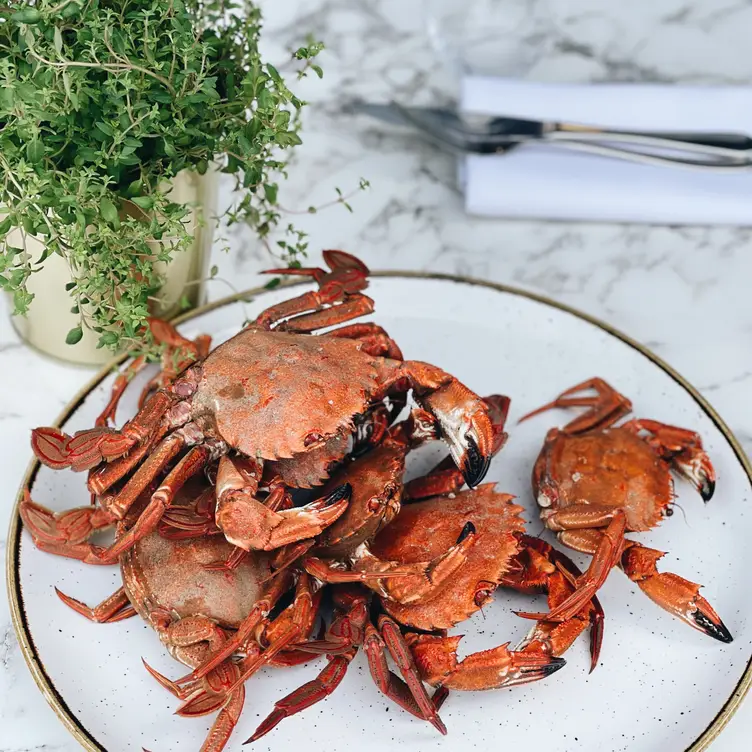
94, 121, 115, 137
130, 196, 155, 211
11, 8, 41, 24
66, 326, 84, 345
100, 197, 120, 228
263, 183, 278, 204
26, 139, 44, 164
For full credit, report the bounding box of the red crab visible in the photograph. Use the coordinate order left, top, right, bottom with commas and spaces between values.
162, 397, 510, 708
248, 485, 603, 741
22, 479, 323, 752
299, 395, 511, 601
30, 251, 495, 564
516, 377, 732, 643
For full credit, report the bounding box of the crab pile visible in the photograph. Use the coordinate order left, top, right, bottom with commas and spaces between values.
21, 251, 732, 751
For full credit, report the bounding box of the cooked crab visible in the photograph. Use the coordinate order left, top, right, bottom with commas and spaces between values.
249, 484, 603, 740
31, 250, 493, 564
22, 479, 322, 752
516, 377, 732, 643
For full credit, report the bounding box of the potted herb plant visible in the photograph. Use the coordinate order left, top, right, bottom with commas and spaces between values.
0, 0, 322, 363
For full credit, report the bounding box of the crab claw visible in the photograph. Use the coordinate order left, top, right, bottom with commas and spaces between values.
421, 384, 495, 488
672, 449, 716, 502
406, 634, 566, 691
620, 545, 732, 643
640, 574, 733, 643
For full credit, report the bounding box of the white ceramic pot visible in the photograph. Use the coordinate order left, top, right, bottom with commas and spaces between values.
7, 165, 219, 365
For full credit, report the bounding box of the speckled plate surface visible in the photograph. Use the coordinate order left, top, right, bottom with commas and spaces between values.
8, 273, 752, 752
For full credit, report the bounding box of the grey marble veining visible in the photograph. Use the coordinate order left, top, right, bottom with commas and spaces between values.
2, 1, 751, 749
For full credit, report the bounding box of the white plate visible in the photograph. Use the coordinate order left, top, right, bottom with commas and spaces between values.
8, 273, 752, 752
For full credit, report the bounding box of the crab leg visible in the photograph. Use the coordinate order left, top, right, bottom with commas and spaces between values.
19, 492, 116, 565
248, 586, 369, 741
621, 419, 716, 500
201, 686, 245, 752
91, 445, 211, 564
255, 251, 370, 329
303, 522, 477, 604
274, 295, 375, 333
502, 535, 604, 672
214, 456, 352, 551
326, 323, 404, 360
558, 528, 732, 643
32, 386, 182, 472
517, 507, 626, 623
223, 573, 318, 694
519, 377, 633, 434
96, 355, 148, 428
95, 432, 187, 518
247, 653, 354, 743
55, 585, 136, 623
370, 616, 448, 734
87, 419, 171, 496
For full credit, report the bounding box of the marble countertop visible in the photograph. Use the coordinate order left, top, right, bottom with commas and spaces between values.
2, 1, 752, 749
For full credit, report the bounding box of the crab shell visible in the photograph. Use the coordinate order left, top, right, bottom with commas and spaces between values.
120, 480, 272, 631
535, 427, 673, 531
187, 329, 384, 463
369, 485, 526, 630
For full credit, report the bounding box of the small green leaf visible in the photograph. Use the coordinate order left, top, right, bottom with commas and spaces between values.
210, 265, 218, 278
11, 8, 41, 24
26, 139, 44, 164
65, 281, 76, 291
100, 197, 120, 228
61, 2, 80, 19
267, 63, 282, 83
131, 196, 155, 211
0, 217, 12, 235
95, 121, 115, 137
99, 331, 118, 346
54, 27, 63, 55
263, 183, 278, 204
264, 277, 281, 290
257, 88, 273, 109
66, 326, 84, 345
126, 179, 141, 197
196, 159, 208, 175
311, 65, 323, 79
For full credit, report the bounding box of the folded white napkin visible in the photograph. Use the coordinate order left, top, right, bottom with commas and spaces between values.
460, 77, 752, 225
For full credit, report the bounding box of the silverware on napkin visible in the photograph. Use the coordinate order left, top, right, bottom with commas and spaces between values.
351, 100, 752, 170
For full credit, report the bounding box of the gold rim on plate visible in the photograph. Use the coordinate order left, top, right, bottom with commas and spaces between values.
7, 270, 752, 752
